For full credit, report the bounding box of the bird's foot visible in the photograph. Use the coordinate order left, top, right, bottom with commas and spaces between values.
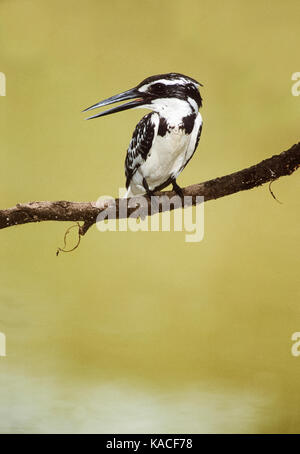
172, 181, 184, 198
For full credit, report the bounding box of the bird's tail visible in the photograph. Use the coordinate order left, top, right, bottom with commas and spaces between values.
124, 185, 146, 198
124, 187, 132, 198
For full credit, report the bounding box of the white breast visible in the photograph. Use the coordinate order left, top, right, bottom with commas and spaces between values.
142, 127, 191, 189
128, 111, 202, 195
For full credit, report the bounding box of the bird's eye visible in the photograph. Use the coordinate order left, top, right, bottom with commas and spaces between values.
151, 83, 164, 92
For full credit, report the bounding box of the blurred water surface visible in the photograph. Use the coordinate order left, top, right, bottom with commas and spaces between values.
0, 0, 299, 433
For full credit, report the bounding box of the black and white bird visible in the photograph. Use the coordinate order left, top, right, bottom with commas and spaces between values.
83, 73, 203, 197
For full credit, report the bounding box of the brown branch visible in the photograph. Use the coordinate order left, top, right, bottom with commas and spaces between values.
1, 142, 299, 234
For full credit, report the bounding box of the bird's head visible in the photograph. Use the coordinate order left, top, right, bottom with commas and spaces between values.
83, 73, 203, 119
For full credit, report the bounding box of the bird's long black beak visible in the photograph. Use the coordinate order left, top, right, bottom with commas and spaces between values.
83, 88, 144, 120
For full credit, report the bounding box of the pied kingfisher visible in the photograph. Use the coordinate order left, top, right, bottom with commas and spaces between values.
83, 73, 203, 197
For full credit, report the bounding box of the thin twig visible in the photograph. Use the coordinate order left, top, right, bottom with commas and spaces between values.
56, 222, 81, 256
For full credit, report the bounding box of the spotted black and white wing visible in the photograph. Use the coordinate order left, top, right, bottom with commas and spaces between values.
125, 113, 156, 189
178, 122, 203, 175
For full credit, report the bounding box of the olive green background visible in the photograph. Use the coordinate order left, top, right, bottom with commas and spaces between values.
0, 0, 299, 433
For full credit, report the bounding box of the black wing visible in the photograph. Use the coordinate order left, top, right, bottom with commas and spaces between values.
179, 123, 202, 174
125, 113, 156, 189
